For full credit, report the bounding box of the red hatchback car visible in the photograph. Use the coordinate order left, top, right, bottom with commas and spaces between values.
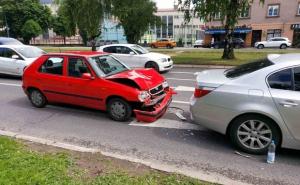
22, 51, 174, 122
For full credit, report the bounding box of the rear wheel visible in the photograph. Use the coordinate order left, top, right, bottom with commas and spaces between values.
145, 62, 159, 72
280, 44, 287, 49
214, 44, 219, 49
229, 114, 280, 154
257, 44, 264, 49
107, 98, 132, 122
29, 89, 47, 108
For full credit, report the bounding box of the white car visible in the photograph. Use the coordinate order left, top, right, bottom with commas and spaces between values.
255, 37, 292, 49
98, 44, 173, 72
193, 40, 204, 48
0, 45, 45, 76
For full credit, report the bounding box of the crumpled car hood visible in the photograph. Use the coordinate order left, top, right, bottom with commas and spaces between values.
106, 68, 164, 90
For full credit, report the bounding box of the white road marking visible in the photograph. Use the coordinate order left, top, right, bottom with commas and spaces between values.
169, 71, 196, 75
129, 118, 202, 131
166, 78, 196, 82
0, 82, 21, 87
172, 100, 190, 105
175, 86, 195, 92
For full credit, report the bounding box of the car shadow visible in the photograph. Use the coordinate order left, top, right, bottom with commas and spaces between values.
0, 74, 22, 80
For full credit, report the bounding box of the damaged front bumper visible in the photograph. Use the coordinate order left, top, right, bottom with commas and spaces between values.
134, 88, 175, 123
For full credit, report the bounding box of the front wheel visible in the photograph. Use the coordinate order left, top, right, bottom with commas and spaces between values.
257, 44, 264, 49
145, 62, 159, 72
229, 115, 280, 154
280, 44, 287, 49
29, 89, 47, 108
107, 98, 132, 122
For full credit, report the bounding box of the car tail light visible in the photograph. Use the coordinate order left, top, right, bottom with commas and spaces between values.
194, 87, 214, 98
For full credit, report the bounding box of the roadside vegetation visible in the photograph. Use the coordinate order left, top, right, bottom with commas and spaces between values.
0, 136, 214, 185
41, 46, 299, 66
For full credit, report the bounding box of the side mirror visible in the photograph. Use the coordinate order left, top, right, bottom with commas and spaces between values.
129, 51, 135, 55
12, 55, 20, 60
82, 73, 94, 80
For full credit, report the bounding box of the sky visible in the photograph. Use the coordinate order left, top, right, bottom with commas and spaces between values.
154, 0, 177, 9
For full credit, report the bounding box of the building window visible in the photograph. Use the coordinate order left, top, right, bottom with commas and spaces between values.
168, 16, 173, 38
298, 3, 300, 15
267, 4, 280, 17
240, 6, 251, 18
162, 16, 167, 38
267, 29, 281, 40
214, 12, 221, 20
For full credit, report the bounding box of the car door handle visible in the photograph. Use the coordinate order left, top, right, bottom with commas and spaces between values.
279, 101, 299, 108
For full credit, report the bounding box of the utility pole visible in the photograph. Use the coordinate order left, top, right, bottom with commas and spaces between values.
4, 12, 9, 37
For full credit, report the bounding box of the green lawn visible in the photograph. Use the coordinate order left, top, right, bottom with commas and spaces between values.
0, 136, 214, 185
40, 46, 300, 66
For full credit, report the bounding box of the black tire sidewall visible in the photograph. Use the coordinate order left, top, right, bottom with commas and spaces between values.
280, 44, 287, 49
145, 62, 159, 72
107, 98, 132, 122
29, 89, 47, 108
230, 115, 280, 154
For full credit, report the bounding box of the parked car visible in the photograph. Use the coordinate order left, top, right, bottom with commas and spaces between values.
0, 45, 46, 76
255, 37, 292, 49
22, 51, 173, 122
98, 44, 173, 73
212, 38, 245, 49
190, 54, 300, 154
150, 39, 177, 49
193, 40, 204, 48
0, 37, 23, 45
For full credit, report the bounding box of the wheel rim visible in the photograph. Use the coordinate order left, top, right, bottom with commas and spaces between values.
237, 120, 272, 150
31, 91, 43, 106
110, 101, 126, 119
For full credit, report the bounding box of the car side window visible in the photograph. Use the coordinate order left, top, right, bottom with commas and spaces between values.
294, 67, 300, 91
103, 46, 116, 53
0, 48, 19, 59
268, 68, 293, 90
39, 57, 64, 75
68, 57, 91, 78
115, 46, 132, 54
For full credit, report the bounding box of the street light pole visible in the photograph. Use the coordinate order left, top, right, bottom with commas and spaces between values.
4, 12, 9, 37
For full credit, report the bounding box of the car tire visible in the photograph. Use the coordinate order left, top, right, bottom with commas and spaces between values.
235, 44, 241, 49
145, 62, 159, 72
29, 89, 47, 108
257, 44, 264, 49
229, 114, 281, 155
107, 98, 132, 122
280, 44, 287, 49
151, 45, 155, 48
167, 44, 172, 49
214, 44, 219, 49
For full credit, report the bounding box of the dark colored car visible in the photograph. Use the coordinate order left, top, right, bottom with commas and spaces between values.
0, 37, 23, 45
212, 38, 245, 49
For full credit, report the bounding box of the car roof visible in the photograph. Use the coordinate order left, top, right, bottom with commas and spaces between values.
0, 37, 23, 44
45, 51, 108, 57
100, 44, 136, 48
269, 53, 300, 66
0, 45, 36, 49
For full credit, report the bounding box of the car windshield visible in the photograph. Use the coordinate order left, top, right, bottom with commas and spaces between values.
131, 45, 149, 54
89, 55, 129, 77
225, 58, 274, 78
15, 47, 46, 58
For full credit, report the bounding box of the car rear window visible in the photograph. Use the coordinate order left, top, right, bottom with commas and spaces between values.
225, 58, 274, 78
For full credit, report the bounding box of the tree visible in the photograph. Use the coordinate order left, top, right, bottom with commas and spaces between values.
179, 0, 264, 59
52, 8, 76, 45
21, 19, 42, 44
57, 0, 111, 50
0, 0, 52, 40
111, 0, 157, 44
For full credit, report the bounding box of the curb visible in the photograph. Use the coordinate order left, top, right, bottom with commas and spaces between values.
173, 64, 234, 69
0, 129, 251, 185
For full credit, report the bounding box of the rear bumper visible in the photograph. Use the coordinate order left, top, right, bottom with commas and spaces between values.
134, 89, 174, 123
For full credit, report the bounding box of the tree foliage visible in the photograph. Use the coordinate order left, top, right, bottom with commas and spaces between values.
111, 0, 157, 44
179, 0, 264, 59
21, 19, 42, 44
0, 0, 52, 40
57, 0, 111, 50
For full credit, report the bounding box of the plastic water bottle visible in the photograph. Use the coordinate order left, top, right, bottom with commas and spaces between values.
267, 140, 276, 164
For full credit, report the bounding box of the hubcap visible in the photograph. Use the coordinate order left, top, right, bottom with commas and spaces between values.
237, 120, 272, 150
31, 91, 43, 106
111, 102, 126, 119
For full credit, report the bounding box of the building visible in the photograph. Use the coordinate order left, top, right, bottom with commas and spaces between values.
205, 0, 300, 47
142, 5, 205, 46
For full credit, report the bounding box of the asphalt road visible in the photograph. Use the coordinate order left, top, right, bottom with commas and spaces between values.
0, 67, 300, 185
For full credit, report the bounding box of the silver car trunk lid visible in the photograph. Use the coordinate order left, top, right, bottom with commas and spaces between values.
196, 69, 230, 88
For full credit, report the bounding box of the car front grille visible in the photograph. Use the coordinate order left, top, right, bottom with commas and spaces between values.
149, 84, 164, 96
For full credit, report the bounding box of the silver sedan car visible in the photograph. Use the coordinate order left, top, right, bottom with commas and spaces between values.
190, 54, 300, 154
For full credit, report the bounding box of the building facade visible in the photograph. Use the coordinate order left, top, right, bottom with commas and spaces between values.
205, 0, 300, 47
142, 6, 205, 46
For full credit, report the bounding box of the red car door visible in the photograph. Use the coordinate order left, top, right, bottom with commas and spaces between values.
37, 56, 71, 103
63, 56, 104, 110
